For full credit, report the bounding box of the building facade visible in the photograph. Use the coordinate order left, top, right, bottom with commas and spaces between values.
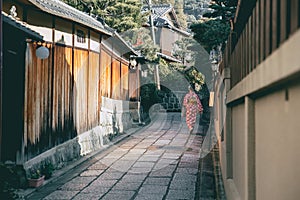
1, 0, 140, 174
214, 1, 300, 200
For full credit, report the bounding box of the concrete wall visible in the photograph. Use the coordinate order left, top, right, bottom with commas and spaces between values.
215, 30, 300, 200
232, 104, 247, 200
255, 85, 300, 200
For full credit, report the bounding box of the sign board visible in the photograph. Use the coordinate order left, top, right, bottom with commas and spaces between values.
209, 92, 214, 107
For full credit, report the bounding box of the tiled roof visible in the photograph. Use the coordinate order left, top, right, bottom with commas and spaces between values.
2, 11, 43, 39
142, 4, 173, 21
28, 0, 112, 36
157, 52, 181, 63
142, 4, 190, 36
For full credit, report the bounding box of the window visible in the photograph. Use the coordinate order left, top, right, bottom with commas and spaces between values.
77, 29, 86, 43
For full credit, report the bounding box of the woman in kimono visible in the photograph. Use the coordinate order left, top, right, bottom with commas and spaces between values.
183, 86, 203, 133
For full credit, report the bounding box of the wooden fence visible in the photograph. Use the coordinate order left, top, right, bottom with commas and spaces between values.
222, 0, 300, 87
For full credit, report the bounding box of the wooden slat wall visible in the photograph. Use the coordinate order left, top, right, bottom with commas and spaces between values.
111, 59, 121, 99
121, 63, 129, 101
227, 0, 299, 87
129, 69, 140, 101
100, 50, 112, 98
23, 37, 135, 160
24, 43, 53, 146
73, 49, 89, 133
53, 46, 73, 134
88, 52, 100, 129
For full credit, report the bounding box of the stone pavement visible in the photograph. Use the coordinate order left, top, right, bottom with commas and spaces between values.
25, 113, 225, 200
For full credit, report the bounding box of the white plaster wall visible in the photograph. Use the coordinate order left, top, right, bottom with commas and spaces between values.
55, 29, 72, 46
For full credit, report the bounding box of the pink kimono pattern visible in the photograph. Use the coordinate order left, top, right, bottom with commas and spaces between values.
183, 90, 203, 131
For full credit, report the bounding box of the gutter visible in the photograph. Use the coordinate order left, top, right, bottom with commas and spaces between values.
113, 31, 139, 56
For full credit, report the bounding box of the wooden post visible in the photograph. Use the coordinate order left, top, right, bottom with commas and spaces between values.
280, 0, 287, 42
272, 0, 278, 51
265, 0, 271, 57
260, 0, 265, 61
0, 0, 2, 161
255, 2, 260, 66
290, 0, 298, 34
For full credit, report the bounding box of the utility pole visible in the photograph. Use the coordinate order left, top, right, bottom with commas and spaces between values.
148, 0, 160, 90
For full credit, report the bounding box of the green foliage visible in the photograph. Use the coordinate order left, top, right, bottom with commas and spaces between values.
104, 0, 147, 32
61, 0, 147, 32
190, 19, 230, 53
158, 58, 181, 84
41, 162, 54, 180
122, 28, 159, 62
203, 0, 237, 21
172, 37, 197, 64
29, 169, 42, 179
174, 0, 187, 29
187, 0, 237, 53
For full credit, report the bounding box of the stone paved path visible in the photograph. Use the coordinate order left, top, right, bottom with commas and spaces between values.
26, 113, 222, 200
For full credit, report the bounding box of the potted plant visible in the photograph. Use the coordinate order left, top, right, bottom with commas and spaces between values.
41, 162, 54, 179
28, 169, 44, 188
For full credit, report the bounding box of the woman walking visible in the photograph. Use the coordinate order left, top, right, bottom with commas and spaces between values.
182, 86, 203, 133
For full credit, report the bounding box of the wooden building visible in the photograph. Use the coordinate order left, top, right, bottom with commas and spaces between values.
214, 1, 300, 199
1, 0, 140, 171
143, 4, 190, 58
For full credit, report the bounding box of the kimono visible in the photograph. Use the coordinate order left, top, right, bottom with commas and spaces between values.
183, 90, 203, 132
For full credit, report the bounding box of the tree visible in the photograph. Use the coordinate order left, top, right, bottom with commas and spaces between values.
203, 0, 237, 21
189, 0, 237, 53
121, 28, 159, 62
190, 18, 230, 53
174, 0, 187, 29
61, 0, 148, 33
103, 0, 148, 32
172, 37, 197, 65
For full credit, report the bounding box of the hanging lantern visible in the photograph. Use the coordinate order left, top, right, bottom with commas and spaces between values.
36, 46, 49, 59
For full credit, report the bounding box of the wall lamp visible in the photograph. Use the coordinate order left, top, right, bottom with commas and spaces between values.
36, 45, 50, 59
129, 56, 138, 71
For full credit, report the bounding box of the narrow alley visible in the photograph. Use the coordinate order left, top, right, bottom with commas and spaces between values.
25, 113, 223, 200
